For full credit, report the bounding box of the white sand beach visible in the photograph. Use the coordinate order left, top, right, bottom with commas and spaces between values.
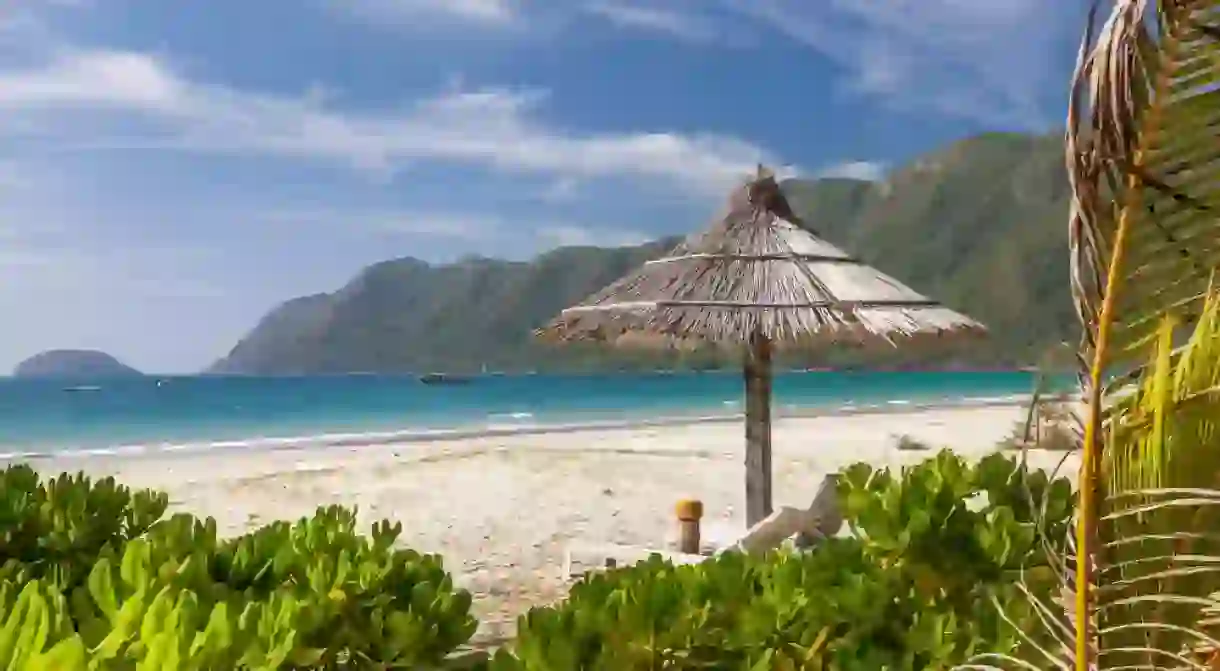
13, 402, 1079, 644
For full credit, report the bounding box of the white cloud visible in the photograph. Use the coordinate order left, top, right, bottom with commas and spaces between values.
0, 163, 222, 301
335, 0, 517, 24
571, 0, 1071, 127
583, 2, 721, 43
0, 49, 183, 110
721, 0, 1075, 128
369, 212, 502, 239
258, 209, 501, 241
539, 176, 582, 203
0, 161, 35, 190
818, 160, 886, 181
0, 235, 223, 299
38, 0, 93, 7
257, 207, 655, 251
534, 224, 651, 248
0, 49, 787, 195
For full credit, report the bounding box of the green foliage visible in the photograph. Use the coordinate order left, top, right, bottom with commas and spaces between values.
493, 542, 987, 670
0, 466, 168, 588
0, 466, 476, 669
492, 450, 1071, 670
0, 579, 89, 670
839, 450, 1072, 582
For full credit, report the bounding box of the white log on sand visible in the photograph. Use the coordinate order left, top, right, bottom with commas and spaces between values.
721, 472, 841, 555
563, 474, 842, 580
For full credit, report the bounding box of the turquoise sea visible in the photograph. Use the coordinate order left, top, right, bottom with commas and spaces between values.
0, 371, 1073, 458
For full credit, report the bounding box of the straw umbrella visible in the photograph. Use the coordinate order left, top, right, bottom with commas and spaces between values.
534, 167, 987, 526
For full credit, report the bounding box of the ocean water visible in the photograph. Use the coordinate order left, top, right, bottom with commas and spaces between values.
0, 371, 1073, 458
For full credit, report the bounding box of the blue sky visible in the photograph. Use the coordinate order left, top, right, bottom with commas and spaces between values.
1, 0, 1088, 373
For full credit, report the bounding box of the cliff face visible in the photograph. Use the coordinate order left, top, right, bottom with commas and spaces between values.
14, 350, 142, 379
210, 132, 1074, 374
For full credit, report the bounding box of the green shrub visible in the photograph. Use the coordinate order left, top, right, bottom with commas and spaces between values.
0, 467, 477, 669
839, 450, 1072, 586
0, 465, 168, 588
0, 578, 88, 670
492, 450, 1071, 670
493, 541, 956, 669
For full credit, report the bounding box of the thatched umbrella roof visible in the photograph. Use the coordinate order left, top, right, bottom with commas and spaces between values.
534, 167, 987, 527
535, 169, 986, 349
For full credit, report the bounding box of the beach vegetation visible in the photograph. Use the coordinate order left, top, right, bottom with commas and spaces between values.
488, 450, 1072, 669
0, 468, 476, 669
1000, 394, 1078, 453
0, 468, 168, 589
0, 447, 1074, 670
963, 291, 1220, 669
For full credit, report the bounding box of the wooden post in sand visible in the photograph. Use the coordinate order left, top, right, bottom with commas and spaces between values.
744, 331, 773, 526
675, 499, 704, 554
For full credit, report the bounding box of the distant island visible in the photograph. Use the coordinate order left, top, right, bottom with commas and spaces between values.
13, 350, 142, 379
208, 131, 1075, 375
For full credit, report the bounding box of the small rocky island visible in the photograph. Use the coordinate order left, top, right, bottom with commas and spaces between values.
13, 350, 142, 379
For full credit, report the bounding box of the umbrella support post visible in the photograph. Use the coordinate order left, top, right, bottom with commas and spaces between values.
743, 332, 773, 527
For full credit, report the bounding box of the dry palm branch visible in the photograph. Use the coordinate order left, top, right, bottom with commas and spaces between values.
964, 0, 1220, 669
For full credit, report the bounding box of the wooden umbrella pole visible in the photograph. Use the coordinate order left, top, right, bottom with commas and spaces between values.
743, 330, 773, 526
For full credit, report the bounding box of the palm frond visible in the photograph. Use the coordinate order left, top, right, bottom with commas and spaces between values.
1050, 0, 1220, 668
975, 293, 1220, 671
1094, 292, 1220, 669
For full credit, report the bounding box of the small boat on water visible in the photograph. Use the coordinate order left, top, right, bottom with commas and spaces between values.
419, 373, 472, 385
63, 385, 102, 393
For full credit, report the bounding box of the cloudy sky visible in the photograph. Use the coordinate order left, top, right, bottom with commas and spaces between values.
1, 0, 1089, 373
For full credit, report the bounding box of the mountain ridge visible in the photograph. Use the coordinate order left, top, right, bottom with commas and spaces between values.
209, 131, 1074, 374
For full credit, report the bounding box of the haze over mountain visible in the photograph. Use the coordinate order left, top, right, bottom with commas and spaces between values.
14, 350, 143, 379
209, 132, 1074, 375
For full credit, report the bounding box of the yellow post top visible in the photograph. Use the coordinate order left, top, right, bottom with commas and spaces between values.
674, 499, 704, 521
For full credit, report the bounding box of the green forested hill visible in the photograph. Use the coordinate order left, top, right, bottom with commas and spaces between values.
782, 132, 1073, 367
208, 132, 1075, 374
209, 240, 681, 374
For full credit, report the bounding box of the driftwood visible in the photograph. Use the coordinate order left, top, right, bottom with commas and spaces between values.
562, 475, 842, 580
720, 473, 841, 555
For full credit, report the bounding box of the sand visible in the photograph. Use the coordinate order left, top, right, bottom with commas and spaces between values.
9, 403, 1080, 644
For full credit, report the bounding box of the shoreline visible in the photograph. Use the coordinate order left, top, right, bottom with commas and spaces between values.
0, 392, 1074, 462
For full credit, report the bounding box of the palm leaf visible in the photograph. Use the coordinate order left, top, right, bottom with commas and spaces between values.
1063, 0, 1220, 668
965, 296, 1220, 671
1094, 296, 1220, 669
